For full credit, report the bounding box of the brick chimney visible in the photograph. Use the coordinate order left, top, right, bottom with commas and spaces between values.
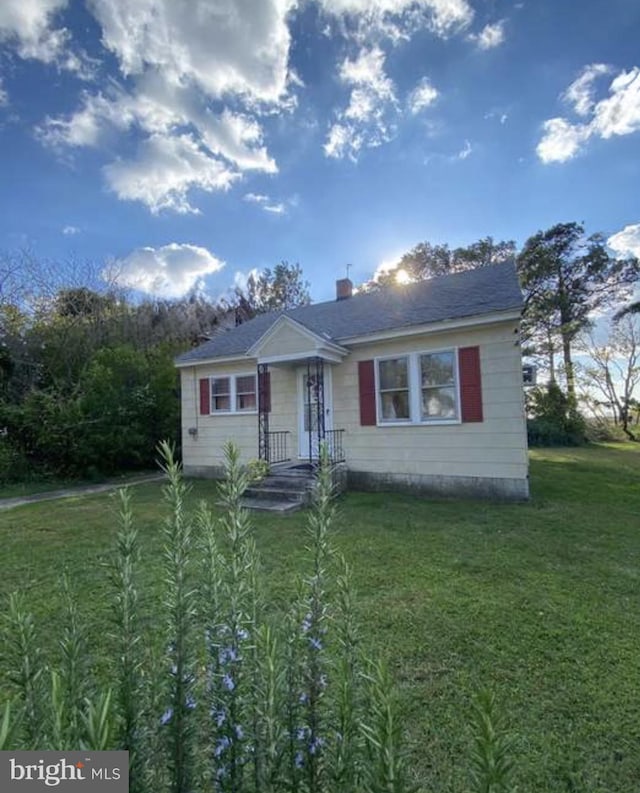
336, 278, 353, 301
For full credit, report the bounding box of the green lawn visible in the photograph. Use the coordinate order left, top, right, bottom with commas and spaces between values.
1, 443, 639, 792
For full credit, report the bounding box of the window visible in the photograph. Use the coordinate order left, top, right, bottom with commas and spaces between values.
236, 374, 257, 411
376, 350, 459, 424
211, 377, 231, 412
378, 357, 410, 421
210, 374, 257, 414
420, 351, 457, 420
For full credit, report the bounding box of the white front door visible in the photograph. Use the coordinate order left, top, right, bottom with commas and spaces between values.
297, 365, 333, 459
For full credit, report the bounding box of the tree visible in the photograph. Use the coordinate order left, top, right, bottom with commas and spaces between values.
232, 261, 311, 321
360, 237, 516, 290
578, 316, 640, 441
517, 222, 639, 400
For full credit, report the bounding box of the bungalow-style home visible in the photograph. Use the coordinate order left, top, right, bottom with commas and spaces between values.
175, 262, 529, 500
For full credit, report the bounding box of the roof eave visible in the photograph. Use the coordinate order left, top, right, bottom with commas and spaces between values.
338, 306, 523, 346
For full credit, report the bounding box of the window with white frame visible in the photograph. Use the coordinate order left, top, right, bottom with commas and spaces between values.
235, 374, 257, 411
420, 351, 457, 420
210, 374, 257, 413
378, 357, 410, 421
376, 350, 459, 424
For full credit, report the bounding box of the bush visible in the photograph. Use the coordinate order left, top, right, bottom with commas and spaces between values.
527, 383, 587, 446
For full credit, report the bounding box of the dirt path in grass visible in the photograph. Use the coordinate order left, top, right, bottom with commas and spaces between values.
0, 474, 166, 511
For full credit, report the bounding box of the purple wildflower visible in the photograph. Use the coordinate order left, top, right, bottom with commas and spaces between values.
299, 692, 309, 704
211, 707, 226, 727
186, 695, 196, 710
236, 627, 249, 641
222, 672, 235, 691
309, 636, 322, 651
215, 764, 228, 780
215, 735, 231, 757
160, 708, 173, 726
294, 751, 304, 769
234, 724, 244, 740
219, 646, 238, 665
309, 736, 324, 755
301, 613, 312, 634
296, 727, 309, 741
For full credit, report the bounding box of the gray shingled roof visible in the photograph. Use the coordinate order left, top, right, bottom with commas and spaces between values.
175, 261, 522, 365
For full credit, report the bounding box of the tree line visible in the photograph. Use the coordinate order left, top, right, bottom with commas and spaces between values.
0, 256, 310, 481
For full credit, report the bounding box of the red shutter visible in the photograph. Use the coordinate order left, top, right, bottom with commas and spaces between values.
258, 370, 271, 413
458, 346, 483, 422
199, 377, 210, 415
358, 360, 377, 426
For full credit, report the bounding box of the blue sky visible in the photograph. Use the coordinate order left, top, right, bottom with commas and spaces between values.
1, 0, 639, 303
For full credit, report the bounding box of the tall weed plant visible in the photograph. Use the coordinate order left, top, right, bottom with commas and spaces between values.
0, 441, 514, 792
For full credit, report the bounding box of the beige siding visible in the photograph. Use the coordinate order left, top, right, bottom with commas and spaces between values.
258, 323, 317, 358
331, 320, 528, 483
180, 361, 298, 468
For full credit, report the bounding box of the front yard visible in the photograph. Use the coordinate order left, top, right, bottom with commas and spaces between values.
1, 443, 639, 792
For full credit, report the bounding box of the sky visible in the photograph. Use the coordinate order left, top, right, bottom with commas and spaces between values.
1, 0, 639, 304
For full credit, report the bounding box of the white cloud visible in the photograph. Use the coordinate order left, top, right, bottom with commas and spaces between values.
244, 193, 270, 204
469, 20, 505, 50
457, 139, 472, 159
536, 118, 591, 164
107, 243, 225, 298
88, 0, 296, 105
592, 67, 640, 138
0, 0, 93, 74
563, 63, 611, 116
608, 223, 640, 259
103, 133, 239, 214
537, 65, 640, 163
317, 0, 473, 39
408, 77, 438, 113
62, 225, 80, 235
263, 202, 286, 214
324, 45, 398, 160
0, 77, 7, 106
37, 0, 293, 212
243, 192, 290, 215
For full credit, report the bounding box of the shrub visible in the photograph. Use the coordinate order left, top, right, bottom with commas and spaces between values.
527, 383, 587, 446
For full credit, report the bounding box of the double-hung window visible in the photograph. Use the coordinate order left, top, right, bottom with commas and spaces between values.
378, 357, 411, 421
210, 374, 257, 414
235, 375, 257, 411
419, 351, 457, 420
376, 350, 459, 424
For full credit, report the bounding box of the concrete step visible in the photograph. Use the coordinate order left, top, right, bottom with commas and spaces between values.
240, 497, 303, 514
244, 486, 308, 503
260, 476, 314, 490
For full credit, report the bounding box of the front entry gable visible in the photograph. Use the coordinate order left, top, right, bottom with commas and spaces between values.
248, 315, 348, 364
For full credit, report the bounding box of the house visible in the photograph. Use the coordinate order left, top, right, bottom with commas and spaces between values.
175, 262, 529, 500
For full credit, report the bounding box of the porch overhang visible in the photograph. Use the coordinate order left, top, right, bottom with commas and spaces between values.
247, 315, 349, 365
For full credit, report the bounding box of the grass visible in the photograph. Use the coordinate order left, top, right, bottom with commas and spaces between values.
1, 443, 639, 792
0, 469, 158, 499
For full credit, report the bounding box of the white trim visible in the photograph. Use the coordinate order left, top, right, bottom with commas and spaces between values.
297, 366, 333, 458
374, 347, 463, 427
248, 314, 348, 358
176, 354, 251, 369
342, 309, 521, 347
208, 371, 258, 415
257, 348, 345, 365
